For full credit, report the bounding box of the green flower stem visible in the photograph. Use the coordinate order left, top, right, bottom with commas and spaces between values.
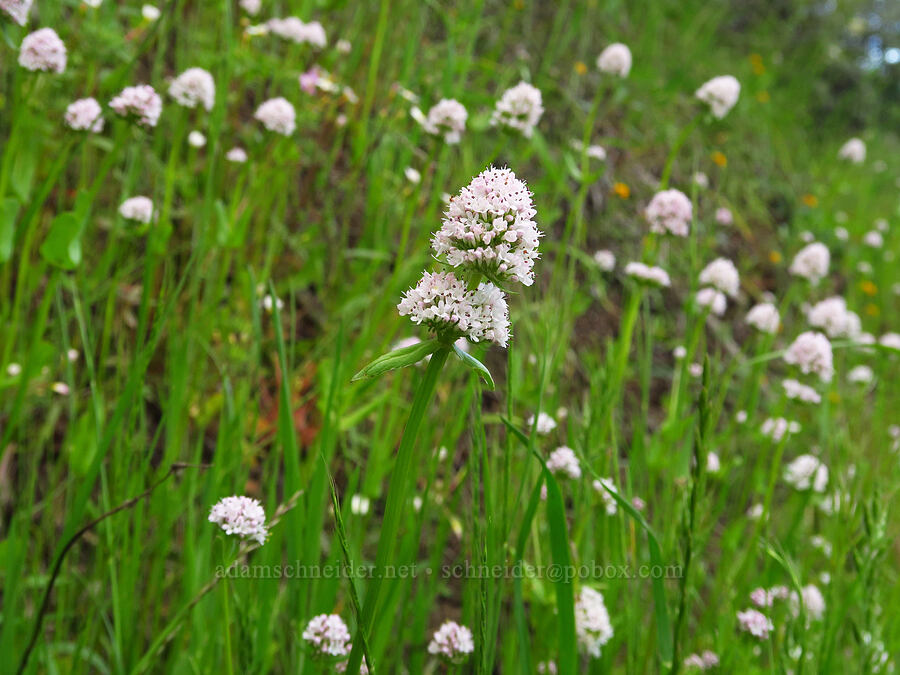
659, 114, 701, 190
346, 345, 451, 673
599, 286, 643, 445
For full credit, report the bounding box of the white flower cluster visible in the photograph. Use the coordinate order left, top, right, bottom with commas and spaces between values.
528, 411, 557, 434
239, 0, 260, 15
784, 331, 833, 382
427, 620, 474, 664
208, 495, 268, 545
645, 189, 692, 236
625, 262, 671, 287
301, 614, 352, 657
110, 85, 163, 128
761, 417, 800, 442
1, 0, 32, 25
838, 137, 866, 163
699, 258, 739, 297
715, 207, 733, 225
784, 454, 828, 492
19, 28, 67, 73
789, 242, 830, 284
791, 584, 826, 621
848, 365, 873, 384
119, 196, 154, 224
807, 296, 861, 339
695, 75, 741, 118
593, 250, 615, 271
169, 67, 216, 111
490, 81, 544, 137
254, 97, 296, 135
226, 147, 248, 163
745, 302, 780, 334
592, 478, 618, 515
397, 271, 510, 347
267, 17, 327, 47
695, 287, 726, 316
575, 587, 614, 658
596, 43, 632, 77
571, 140, 607, 161
782, 378, 821, 404
683, 651, 719, 670
433, 166, 541, 286
750, 585, 789, 608
65, 98, 104, 133
736, 608, 773, 639
546, 446, 581, 479
416, 99, 468, 144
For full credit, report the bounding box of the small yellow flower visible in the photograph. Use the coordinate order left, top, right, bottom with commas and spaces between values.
802, 194, 818, 208
861, 280, 878, 296
574, 61, 587, 75
613, 182, 630, 199
769, 251, 782, 264
756, 91, 770, 103
828, 391, 841, 404
712, 151, 727, 167
750, 53, 766, 75
865, 303, 879, 316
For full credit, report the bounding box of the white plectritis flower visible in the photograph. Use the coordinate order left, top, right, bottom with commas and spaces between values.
791, 584, 826, 621
490, 81, 544, 137
592, 478, 618, 515
715, 207, 733, 225
695, 288, 726, 316
847, 365, 873, 384
782, 379, 821, 404
427, 620, 474, 664
302, 614, 351, 658
226, 147, 248, 163
784, 331, 833, 382
19, 28, 66, 73
350, 494, 370, 516
761, 417, 800, 442
208, 495, 268, 545
141, 5, 160, 21
736, 608, 774, 639
254, 97, 296, 135
699, 258, 739, 297
571, 139, 607, 161
784, 454, 828, 492
645, 189, 692, 236
789, 242, 829, 284
706, 451, 721, 473
746, 303, 780, 334
807, 296, 861, 339
169, 67, 215, 111
110, 85, 163, 128
433, 166, 541, 286
683, 650, 719, 670
750, 585, 790, 608
1, 0, 32, 25
693, 172, 709, 189
838, 137, 865, 164
528, 411, 557, 435
397, 271, 509, 347
575, 587, 614, 658
119, 196, 154, 224
624, 262, 671, 287
881, 333, 900, 351
863, 230, 883, 248
268, 17, 326, 46
404, 167, 421, 184
593, 249, 615, 271
239, 0, 261, 15
695, 75, 740, 119
64, 98, 104, 133
261, 294, 283, 313
546, 446, 581, 479
188, 130, 206, 148
417, 99, 467, 144
596, 42, 632, 77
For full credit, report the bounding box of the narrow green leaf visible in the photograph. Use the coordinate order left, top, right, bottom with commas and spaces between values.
39, 212, 84, 269
453, 343, 495, 390
542, 467, 577, 675
0, 197, 20, 262
513, 474, 544, 675
351, 338, 440, 381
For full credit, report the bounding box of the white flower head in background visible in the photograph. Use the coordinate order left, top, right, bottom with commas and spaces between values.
745, 303, 780, 334
881, 333, 900, 351
397, 271, 510, 347
784, 331, 833, 382
433, 166, 541, 286
119, 196, 154, 224
65, 98, 104, 133
715, 207, 733, 225
350, 494, 370, 516
188, 130, 206, 148
1, 0, 33, 25
791, 584, 826, 621
239, 0, 261, 15
699, 258, 739, 297
268, 17, 326, 47
784, 454, 829, 492
302, 614, 351, 658
528, 411, 557, 435
782, 379, 821, 404
141, 4, 161, 22
683, 651, 719, 670
261, 294, 283, 313
226, 147, 248, 163
593, 250, 615, 271
645, 189, 692, 236
837, 137, 865, 163
420, 99, 468, 144
847, 365, 873, 384
546, 446, 581, 479
863, 230, 883, 248
596, 42, 632, 76
427, 621, 474, 664
110, 84, 163, 128
693, 172, 709, 189
254, 97, 296, 135
571, 140, 607, 161
761, 417, 800, 442
835, 226, 849, 241
490, 81, 544, 137
336, 39, 352, 54
789, 242, 830, 284
592, 478, 618, 515
208, 495, 268, 545
169, 67, 215, 111
706, 452, 721, 474
807, 296, 861, 339
19, 28, 67, 73
624, 262, 671, 287
736, 608, 774, 639
404, 167, 421, 184
695, 75, 741, 118
575, 587, 614, 657
695, 288, 726, 316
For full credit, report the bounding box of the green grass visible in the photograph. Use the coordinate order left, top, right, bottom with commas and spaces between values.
1, 0, 899, 673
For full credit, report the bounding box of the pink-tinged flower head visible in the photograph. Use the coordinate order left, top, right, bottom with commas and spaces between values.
299, 66, 321, 94
254, 97, 296, 135
267, 17, 326, 46
110, 85, 163, 128
699, 257, 740, 297
807, 296, 861, 339
789, 242, 829, 284
597, 42, 632, 76
1, 0, 32, 25
433, 166, 541, 286
695, 288, 727, 316
715, 207, 733, 225
784, 331, 833, 382
784, 454, 828, 492
782, 379, 821, 404
490, 81, 544, 137
838, 137, 865, 163
302, 614, 351, 657
736, 608, 774, 639
169, 67, 215, 111
575, 587, 614, 657
208, 495, 268, 545
746, 302, 779, 334
420, 98, 468, 144
19, 28, 66, 73
645, 189, 692, 236
625, 262, 671, 287
65, 98, 104, 133
119, 196, 154, 224
546, 446, 581, 479
427, 620, 474, 664
239, 0, 260, 15
695, 75, 741, 118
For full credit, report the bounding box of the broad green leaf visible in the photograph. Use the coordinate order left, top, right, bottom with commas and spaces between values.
11, 143, 37, 202
0, 197, 20, 262
39, 212, 84, 269
351, 338, 440, 381
453, 343, 495, 389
